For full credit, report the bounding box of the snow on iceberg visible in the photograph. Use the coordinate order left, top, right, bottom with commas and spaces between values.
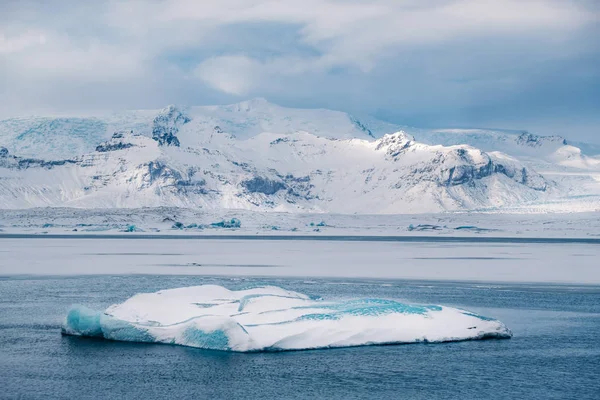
62, 285, 511, 352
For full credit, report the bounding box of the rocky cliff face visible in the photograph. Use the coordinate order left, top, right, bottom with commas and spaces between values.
373, 132, 547, 192
151, 106, 190, 147
516, 133, 567, 148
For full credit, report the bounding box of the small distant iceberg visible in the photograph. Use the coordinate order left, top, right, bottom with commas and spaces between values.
408, 224, 444, 232
62, 285, 511, 352
210, 218, 241, 228
454, 226, 500, 233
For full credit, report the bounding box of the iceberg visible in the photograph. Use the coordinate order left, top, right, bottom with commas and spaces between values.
62, 285, 511, 352
210, 218, 241, 228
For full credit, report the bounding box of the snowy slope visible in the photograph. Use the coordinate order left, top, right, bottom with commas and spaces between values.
1, 98, 597, 163
181, 98, 397, 141
0, 99, 598, 213
403, 128, 600, 172
0, 99, 394, 160
414, 130, 600, 205
410, 129, 566, 156
0, 109, 551, 213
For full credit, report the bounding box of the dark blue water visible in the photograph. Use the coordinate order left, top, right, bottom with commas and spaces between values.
1, 275, 599, 399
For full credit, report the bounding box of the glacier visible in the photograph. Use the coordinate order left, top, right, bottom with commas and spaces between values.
62, 285, 512, 352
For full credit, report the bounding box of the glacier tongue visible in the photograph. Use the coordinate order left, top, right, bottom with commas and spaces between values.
62, 285, 512, 352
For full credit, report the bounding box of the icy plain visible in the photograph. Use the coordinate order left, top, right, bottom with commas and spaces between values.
1, 236, 599, 283
1, 207, 600, 237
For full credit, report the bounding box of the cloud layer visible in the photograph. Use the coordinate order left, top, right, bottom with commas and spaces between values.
1, 0, 599, 140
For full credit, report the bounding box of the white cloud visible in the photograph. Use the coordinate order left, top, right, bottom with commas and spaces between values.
0, 31, 46, 54
194, 53, 333, 95
194, 55, 262, 95
154, 0, 598, 96
3, 0, 596, 83
0, 0, 598, 140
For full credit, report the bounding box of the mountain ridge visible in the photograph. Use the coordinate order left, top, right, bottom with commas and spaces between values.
0, 99, 598, 213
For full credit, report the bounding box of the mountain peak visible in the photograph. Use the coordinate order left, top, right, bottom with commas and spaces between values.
516, 132, 567, 147
375, 131, 414, 147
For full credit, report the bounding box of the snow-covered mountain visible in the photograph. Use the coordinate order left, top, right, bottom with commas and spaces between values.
0, 99, 397, 160
0, 99, 598, 213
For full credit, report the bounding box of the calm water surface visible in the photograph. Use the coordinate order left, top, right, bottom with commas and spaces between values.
1, 275, 599, 399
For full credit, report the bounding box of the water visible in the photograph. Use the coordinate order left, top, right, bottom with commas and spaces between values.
1, 275, 599, 399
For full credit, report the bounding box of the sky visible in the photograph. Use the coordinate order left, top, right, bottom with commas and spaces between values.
1, 0, 599, 142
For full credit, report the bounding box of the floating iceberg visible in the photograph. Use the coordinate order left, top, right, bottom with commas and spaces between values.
210, 218, 241, 228
408, 224, 445, 231
62, 285, 511, 352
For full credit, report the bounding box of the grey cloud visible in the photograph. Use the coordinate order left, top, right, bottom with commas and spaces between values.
0, 0, 598, 142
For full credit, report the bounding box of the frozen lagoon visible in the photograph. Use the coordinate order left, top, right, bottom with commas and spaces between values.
1, 235, 599, 283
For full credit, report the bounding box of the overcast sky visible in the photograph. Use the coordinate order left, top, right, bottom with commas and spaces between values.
1, 0, 599, 141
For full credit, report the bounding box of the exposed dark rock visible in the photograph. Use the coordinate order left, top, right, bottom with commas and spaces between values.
516, 132, 567, 147
284, 174, 310, 183
152, 105, 190, 147
281, 174, 314, 200
17, 158, 78, 169
230, 160, 252, 171
95, 142, 134, 152
440, 156, 547, 192
146, 161, 180, 184
270, 137, 290, 146
241, 176, 286, 195
0, 147, 8, 157
140, 161, 207, 194
349, 115, 374, 138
